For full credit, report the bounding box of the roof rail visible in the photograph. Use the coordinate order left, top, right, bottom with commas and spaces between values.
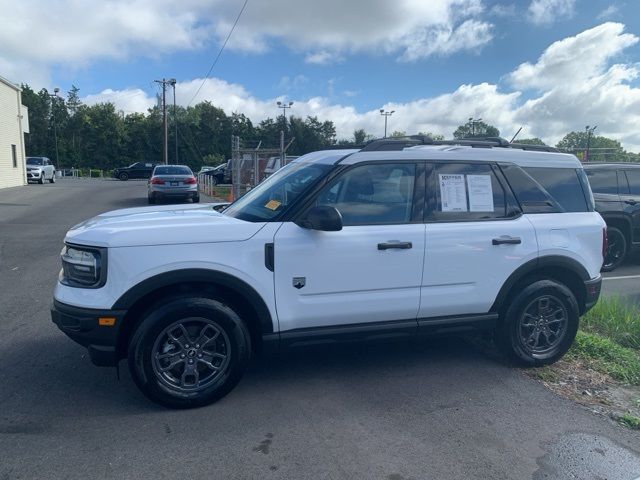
359, 135, 559, 153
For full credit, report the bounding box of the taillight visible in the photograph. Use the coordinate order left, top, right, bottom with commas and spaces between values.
602, 227, 608, 258
184, 177, 197, 185
150, 177, 165, 185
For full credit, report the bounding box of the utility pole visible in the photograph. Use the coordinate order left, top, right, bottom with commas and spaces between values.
380, 109, 395, 138
468, 117, 482, 137
585, 125, 597, 162
168, 79, 178, 164
48, 88, 60, 166
154, 78, 170, 164
276, 101, 293, 164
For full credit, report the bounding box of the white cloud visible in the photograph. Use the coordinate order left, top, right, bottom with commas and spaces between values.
305, 51, 344, 65
597, 5, 620, 20
528, 0, 576, 25
84, 23, 640, 152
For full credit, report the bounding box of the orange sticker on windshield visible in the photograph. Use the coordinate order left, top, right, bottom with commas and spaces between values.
265, 200, 281, 210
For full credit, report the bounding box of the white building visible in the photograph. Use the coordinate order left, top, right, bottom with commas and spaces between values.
0, 75, 29, 189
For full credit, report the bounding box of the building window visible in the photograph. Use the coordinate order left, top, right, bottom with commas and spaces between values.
11, 145, 17, 168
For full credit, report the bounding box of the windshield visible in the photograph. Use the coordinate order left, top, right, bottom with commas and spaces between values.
154, 166, 192, 176
224, 162, 332, 222
27, 158, 43, 165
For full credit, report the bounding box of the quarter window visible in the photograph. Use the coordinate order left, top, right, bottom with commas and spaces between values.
524, 167, 589, 212
431, 163, 507, 221
316, 163, 416, 226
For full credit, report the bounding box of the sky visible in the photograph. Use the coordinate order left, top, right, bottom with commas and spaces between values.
1, 0, 640, 150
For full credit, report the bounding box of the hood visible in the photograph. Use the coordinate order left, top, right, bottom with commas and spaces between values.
65, 203, 265, 248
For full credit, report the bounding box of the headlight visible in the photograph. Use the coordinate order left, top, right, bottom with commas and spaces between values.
60, 244, 107, 288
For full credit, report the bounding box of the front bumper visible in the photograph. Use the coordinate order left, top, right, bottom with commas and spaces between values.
27, 170, 43, 180
51, 299, 126, 366
583, 275, 602, 313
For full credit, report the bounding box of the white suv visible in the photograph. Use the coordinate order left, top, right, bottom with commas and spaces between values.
51, 137, 605, 408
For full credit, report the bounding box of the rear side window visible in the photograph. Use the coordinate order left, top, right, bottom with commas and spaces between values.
524, 167, 589, 212
625, 170, 640, 195
585, 169, 618, 194
500, 165, 560, 213
430, 163, 507, 221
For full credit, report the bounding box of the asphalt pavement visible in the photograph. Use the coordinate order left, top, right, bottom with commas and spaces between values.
1, 179, 639, 480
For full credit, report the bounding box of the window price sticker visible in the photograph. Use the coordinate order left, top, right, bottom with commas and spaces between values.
439, 174, 467, 212
467, 175, 494, 212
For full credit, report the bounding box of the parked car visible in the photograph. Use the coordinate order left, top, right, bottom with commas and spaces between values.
113, 162, 157, 181
264, 155, 299, 178
198, 166, 216, 175
199, 164, 227, 185
26, 156, 56, 184
148, 165, 199, 204
52, 137, 604, 408
584, 163, 640, 271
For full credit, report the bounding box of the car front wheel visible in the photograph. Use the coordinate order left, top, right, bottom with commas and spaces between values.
128, 296, 251, 408
494, 280, 579, 366
119, 172, 129, 181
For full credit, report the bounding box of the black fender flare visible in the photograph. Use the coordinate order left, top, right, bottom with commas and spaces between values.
490, 256, 590, 313
112, 269, 274, 334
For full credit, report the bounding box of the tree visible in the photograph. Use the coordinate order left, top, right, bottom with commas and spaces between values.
353, 129, 368, 144
453, 119, 500, 139
515, 138, 547, 145
390, 130, 407, 138
417, 131, 445, 141
556, 131, 626, 162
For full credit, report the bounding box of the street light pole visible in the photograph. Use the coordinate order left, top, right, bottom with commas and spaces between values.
380, 109, 395, 138
276, 101, 293, 164
585, 125, 597, 161
468, 117, 482, 137
276, 101, 293, 121
48, 88, 60, 166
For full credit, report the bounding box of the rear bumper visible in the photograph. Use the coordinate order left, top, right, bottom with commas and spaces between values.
51, 299, 125, 366
583, 275, 602, 313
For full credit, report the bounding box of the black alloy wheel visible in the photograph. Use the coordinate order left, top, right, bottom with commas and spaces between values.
602, 227, 627, 272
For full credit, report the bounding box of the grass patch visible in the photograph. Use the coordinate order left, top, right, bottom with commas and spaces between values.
582, 297, 640, 350
616, 413, 640, 430
568, 331, 640, 385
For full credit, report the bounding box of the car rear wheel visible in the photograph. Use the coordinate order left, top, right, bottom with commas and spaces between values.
119, 172, 129, 181
128, 296, 251, 408
193, 195, 200, 203
494, 280, 579, 366
602, 226, 627, 272
148, 194, 156, 204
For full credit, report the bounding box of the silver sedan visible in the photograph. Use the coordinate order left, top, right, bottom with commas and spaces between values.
148, 165, 200, 204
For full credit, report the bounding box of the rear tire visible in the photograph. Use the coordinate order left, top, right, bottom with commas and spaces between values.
494, 280, 579, 366
602, 226, 627, 272
128, 296, 251, 409
192, 195, 200, 203
148, 194, 156, 204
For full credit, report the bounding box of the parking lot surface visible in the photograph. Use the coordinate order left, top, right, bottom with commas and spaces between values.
1, 180, 639, 480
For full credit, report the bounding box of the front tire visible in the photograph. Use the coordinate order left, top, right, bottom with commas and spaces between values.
602, 226, 627, 272
49, 172, 56, 183
494, 280, 579, 366
119, 172, 129, 181
38, 174, 45, 184
128, 296, 251, 408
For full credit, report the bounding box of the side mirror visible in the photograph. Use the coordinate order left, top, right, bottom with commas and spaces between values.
297, 206, 343, 231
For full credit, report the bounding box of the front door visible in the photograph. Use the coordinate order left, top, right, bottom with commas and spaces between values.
273, 162, 425, 332
622, 170, 640, 244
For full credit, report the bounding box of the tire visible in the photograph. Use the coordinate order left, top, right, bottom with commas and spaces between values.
38, 174, 44, 185
148, 194, 156, 204
192, 195, 200, 203
119, 172, 129, 181
494, 280, 579, 366
211, 177, 218, 186
602, 226, 627, 272
128, 296, 251, 408
49, 172, 56, 183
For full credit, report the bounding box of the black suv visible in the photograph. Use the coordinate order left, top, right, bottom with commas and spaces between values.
584, 163, 640, 271
113, 162, 157, 181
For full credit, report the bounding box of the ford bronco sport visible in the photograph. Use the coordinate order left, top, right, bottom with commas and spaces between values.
52, 137, 605, 408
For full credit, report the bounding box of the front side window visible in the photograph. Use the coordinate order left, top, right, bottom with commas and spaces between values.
585, 169, 618, 195
315, 163, 416, 226
431, 163, 507, 221
224, 162, 332, 222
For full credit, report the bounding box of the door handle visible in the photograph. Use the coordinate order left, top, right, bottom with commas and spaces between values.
492, 236, 522, 245
624, 199, 637, 205
378, 241, 413, 250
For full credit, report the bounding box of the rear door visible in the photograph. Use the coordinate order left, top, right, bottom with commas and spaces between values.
273, 161, 426, 332
420, 162, 537, 319
622, 170, 640, 244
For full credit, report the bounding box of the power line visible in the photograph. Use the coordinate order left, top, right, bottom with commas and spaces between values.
186, 0, 249, 107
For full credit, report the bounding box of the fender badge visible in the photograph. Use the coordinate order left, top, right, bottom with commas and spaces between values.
292, 277, 306, 289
